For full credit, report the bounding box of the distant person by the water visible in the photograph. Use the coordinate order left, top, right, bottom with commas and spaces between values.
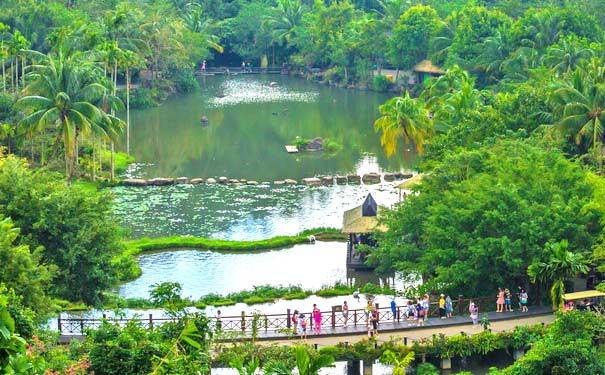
342, 301, 349, 327
439, 294, 446, 319
291, 309, 299, 333
505, 288, 513, 312
313, 304, 322, 333
390, 297, 397, 321
496, 287, 505, 312
201, 60, 206, 72
371, 304, 379, 336
298, 313, 307, 339
445, 295, 453, 318
242, 61, 246, 72
469, 301, 478, 326
416, 303, 425, 326
520, 290, 529, 312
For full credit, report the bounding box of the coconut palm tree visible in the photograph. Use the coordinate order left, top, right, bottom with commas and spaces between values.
374, 91, 433, 156
544, 38, 593, 76
181, 3, 224, 54
16, 50, 124, 185
548, 61, 605, 159
528, 240, 589, 310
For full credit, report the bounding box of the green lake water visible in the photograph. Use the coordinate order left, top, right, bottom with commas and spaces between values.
120, 75, 413, 180
112, 75, 413, 296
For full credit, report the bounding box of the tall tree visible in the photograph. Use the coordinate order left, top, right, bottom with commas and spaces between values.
374, 91, 433, 156
17, 50, 123, 185
528, 240, 589, 310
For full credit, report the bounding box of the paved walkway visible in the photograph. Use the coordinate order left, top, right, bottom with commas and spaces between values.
255, 306, 554, 346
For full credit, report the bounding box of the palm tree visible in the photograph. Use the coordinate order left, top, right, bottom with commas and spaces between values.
528, 240, 589, 310
548, 62, 605, 161
544, 38, 593, 76
181, 3, 224, 54
374, 91, 433, 156
16, 50, 124, 185
262, 0, 306, 65
380, 350, 415, 375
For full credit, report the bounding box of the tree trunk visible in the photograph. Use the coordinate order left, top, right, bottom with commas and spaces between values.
92, 139, 96, 181
14, 57, 18, 89
10, 60, 14, 89
2, 57, 5, 92
111, 142, 115, 180
30, 136, 34, 164
126, 65, 130, 156
21, 54, 25, 87
64, 140, 71, 186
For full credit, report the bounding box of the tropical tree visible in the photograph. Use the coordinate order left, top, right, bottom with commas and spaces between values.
181, 2, 224, 54
528, 240, 589, 310
548, 62, 605, 165
374, 91, 433, 156
262, 0, 305, 64
16, 50, 124, 185
544, 37, 593, 76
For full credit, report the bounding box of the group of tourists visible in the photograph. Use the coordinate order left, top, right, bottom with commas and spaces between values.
291, 304, 324, 339
496, 287, 529, 313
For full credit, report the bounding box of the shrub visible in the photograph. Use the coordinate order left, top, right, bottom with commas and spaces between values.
416, 362, 439, 375
373, 75, 392, 92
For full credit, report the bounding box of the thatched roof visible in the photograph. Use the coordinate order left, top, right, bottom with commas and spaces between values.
342, 194, 388, 234
413, 60, 445, 74
396, 173, 424, 189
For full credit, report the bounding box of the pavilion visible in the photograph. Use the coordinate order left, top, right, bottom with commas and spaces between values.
342, 193, 387, 270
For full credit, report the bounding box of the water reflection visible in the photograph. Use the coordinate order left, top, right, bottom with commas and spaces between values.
120, 75, 414, 180
119, 241, 397, 300
111, 180, 401, 240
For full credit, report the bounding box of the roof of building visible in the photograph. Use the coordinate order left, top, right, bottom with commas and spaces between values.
395, 173, 424, 189
563, 290, 605, 301
342, 194, 388, 234
413, 60, 445, 74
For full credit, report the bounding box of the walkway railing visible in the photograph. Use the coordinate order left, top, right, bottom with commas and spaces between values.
58, 296, 496, 336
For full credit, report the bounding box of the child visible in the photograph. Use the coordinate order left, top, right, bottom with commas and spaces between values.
416, 303, 425, 327
291, 309, 298, 334
469, 301, 478, 326
505, 289, 513, 312
407, 301, 416, 326
298, 313, 307, 339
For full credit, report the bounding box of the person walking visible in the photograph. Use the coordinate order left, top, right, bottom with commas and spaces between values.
422, 294, 430, 322
215, 310, 222, 332
365, 300, 372, 326
312, 304, 322, 333
504, 289, 513, 312
520, 290, 529, 312
416, 303, 425, 327
390, 297, 397, 322
371, 305, 379, 336
469, 301, 479, 327
291, 309, 299, 334
407, 300, 416, 326
298, 313, 307, 339
496, 288, 505, 312
342, 301, 349, 327
445, 295, 453, 318
201, 60, 206, 73
439, 294, 446, 319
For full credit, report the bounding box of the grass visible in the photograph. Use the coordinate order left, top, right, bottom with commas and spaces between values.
123, 227, 346, 256
100, 150, 135, 175
98, 282, 396, 311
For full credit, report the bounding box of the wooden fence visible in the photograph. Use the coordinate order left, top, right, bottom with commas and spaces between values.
58, 296, 495, 336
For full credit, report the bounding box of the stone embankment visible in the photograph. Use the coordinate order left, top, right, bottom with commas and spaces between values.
121, 172, 414, 187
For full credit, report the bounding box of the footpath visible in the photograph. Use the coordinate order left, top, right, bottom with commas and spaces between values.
257, 306, 554, 346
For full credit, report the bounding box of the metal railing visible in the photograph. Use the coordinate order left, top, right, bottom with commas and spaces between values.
58, 296, 496, 336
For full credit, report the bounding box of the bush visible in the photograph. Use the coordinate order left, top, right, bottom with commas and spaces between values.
416, 362, 439, 375
324, 66, 345, 83
373, 75, 392, 92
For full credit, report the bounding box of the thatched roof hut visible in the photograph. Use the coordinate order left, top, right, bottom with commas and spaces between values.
342, 194, 387, 234
413, 60, 445, 74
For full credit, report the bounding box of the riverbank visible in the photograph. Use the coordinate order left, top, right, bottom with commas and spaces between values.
123, 227, 345, 256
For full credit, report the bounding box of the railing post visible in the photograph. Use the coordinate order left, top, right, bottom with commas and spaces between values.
354, 310, 357, 326
264, 315, 268, 331
397, 307, 401, 322
331, 306, 336, 328
458, 295, 463, 315
79, 319, 84, 334
149, 314, 153, 330
376, 304, 380, 323
57, 314, 62, 334
479, 299, 484, 312
309, 313, 313, 329
241, 311, 246, 332
286, 309, 291, 329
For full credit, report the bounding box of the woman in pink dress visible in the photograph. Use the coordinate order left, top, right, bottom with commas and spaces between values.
496, 288, 505, 312
312, 304, 322, 333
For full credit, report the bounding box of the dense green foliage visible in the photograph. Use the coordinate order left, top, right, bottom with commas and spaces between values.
0, 154, 130, 305
370, 139, 604, 298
